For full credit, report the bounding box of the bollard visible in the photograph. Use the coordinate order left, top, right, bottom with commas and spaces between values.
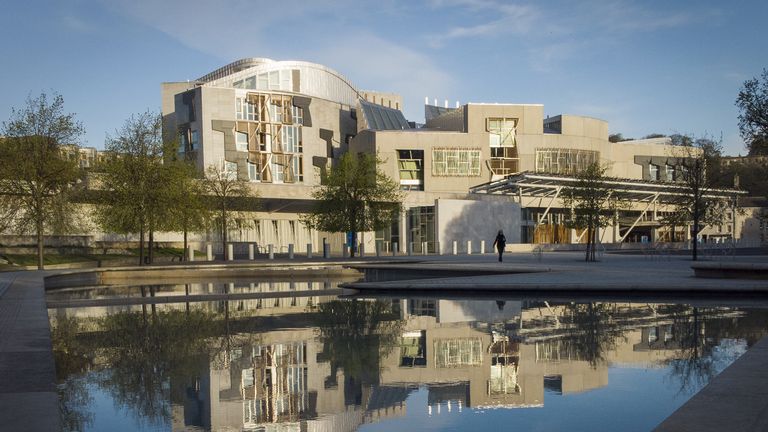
323, 242, 330, 259
248, 244, 255, 260
288, 244, 294, 259
437, 242, 442, 256
452, 240, 458, 255
307, 243, 313, 259
467, 240, 472, 255
187, 245, 194, 262
422, 241, 428, 255
407, 242, 413, 256
227, 244, 234, 261
375, 241, 381, 257
480, 240, 486, 254
342, 244, 350, 258
206, 244, 213, 261
392, 242, 398, 256
359, 243, 365, 257
268, 244, 274, 260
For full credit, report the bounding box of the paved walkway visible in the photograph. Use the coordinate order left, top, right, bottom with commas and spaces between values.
0, 271, 60, 432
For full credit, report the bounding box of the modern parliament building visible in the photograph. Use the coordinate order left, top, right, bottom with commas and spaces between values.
161, 58, 743, 254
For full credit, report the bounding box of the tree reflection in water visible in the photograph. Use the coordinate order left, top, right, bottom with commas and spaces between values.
563, 302, 627, 368
51, 304, 233, 431
313, 299, 403, 404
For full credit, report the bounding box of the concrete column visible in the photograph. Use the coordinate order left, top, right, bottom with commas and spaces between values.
307, 243, 313, 258
227, 244, 234, 261
452, 240, 458, 255
436, 241, 442, 255
407, 242, 413, 256
375, 241, 381, 257
343, 244, 350, 258
206, 244, 213, 261
268, 244, 274, 260
467, 240, 472, 255
248, 244, 255, 260
359, 243, 365, 257
480, 240, 486, 254
392, 242, 398, 256
422, 241, 428, 255
187, 245, 194, 262
288, 244, 294, 259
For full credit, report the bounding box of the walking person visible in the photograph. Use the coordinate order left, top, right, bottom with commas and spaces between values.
493, 230, 506, 262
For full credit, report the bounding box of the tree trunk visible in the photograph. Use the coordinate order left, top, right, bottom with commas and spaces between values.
585, 226, 591, 262
36, 219, 44, 270
148, 229, 154, 265
222, 212, 228, 261
183, 227, 188, 262
671, 224, 676, 243
139, 227, 145, 266
350, 230, 357, 258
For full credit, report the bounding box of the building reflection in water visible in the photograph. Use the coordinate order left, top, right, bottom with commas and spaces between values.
49, 285, 763, 432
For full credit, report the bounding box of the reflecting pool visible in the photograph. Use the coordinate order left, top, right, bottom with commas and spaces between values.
48, 281, 768, 431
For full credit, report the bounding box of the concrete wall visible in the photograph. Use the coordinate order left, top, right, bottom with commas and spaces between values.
435, 198, 521, 254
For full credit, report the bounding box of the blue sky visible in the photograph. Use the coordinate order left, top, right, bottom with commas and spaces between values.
0, 0, 765, 155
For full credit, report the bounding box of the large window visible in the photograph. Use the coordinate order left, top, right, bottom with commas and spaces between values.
432, 148, 481, 176
434, 338, 483, 368
236, 131, 249, 152
487, 118, 517, 147
224, 161, 238, 180
190, 130, 199, 151
236, 97, 257, 121
665, 164, 675, 181
397, 150, 424, 190
282, 125, 302, 153
248, 161, 260, 182
535, 149, 599, 174
233, 69, 294, 91
649, 163, 659, 181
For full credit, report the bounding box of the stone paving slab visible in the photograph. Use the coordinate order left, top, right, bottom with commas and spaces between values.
654, 337, 768, 431
0, 272, 60, 431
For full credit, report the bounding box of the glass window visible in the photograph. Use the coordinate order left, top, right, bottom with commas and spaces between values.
666, 164, 675, 181
292, 155, 303, 182
488, 118, 517, 147
397, 150, 424, 190
282, 125, 301, 153
179, 131, 189, 153
270, 101, 283, 123
292, 106, 303, 125
236, 132, 248, 152
190, 130, 199, 150
534, 149, 599, 174
225, 161, 238, 180
649, 163, 659, 181
432, 148, 481, 176
248, 161, 260, 182
272, 159, 284, 183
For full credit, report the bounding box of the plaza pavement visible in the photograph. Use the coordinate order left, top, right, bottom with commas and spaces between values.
1, 251, 767, 430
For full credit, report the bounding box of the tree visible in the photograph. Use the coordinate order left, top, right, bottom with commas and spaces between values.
609, 133, 633, 143
202, 163, 258, 260
671, 136, 727, 261
164, 155, 209, 261
0, 92, 85, 270
562, 163, 623, 262
95, 111, 171, 265
736, 68, 768, 155
302, 152, 402, 257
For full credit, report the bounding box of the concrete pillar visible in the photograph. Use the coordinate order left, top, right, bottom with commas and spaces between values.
437, 242, 442, 255
288, 244, 294, 259
307, 243, 313, 258
392, 242, 398, 256
422, 241, 428, 255
467, 240, 472, 255
227, 244, 234, 261
407, 242, 413, 256
248, 244, 255, 260
343, 244, 350, 258
375, 241, 381, 257
268, 244, 274, 260
206, 244, 213, 261
187, 245, 194, 262
359, 243, 365, 257
452, 240, 458, 255
480, 240, 486, 254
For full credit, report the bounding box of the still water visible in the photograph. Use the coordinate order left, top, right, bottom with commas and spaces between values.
48, 280, 768, 431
